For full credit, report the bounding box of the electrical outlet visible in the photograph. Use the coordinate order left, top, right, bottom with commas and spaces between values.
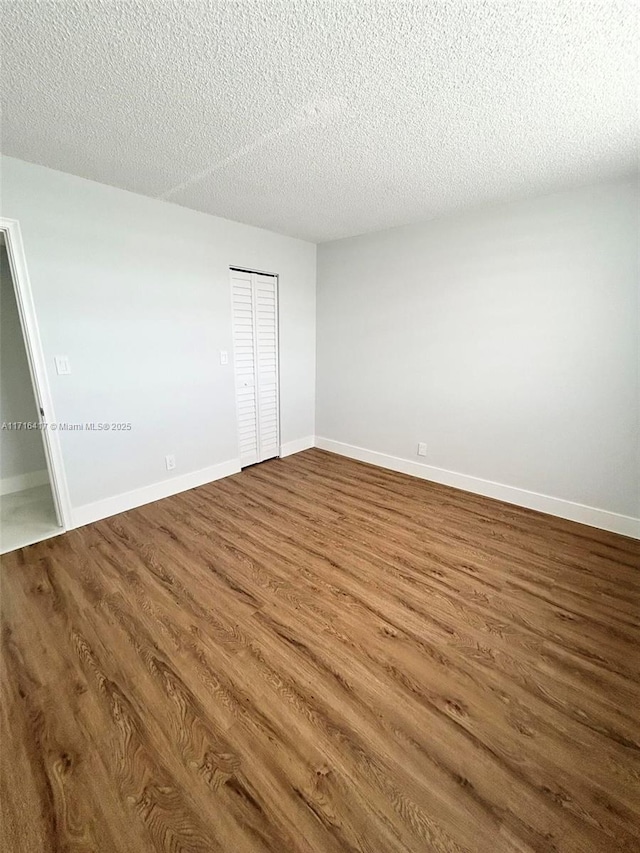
165, 454, 176, 471
417, 442, 427, 457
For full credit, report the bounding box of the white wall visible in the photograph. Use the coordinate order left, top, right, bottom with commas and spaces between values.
0, 246, 48, 484
0, 156, 316, 518
317, 177, 639, 527
3, 155, 636, 534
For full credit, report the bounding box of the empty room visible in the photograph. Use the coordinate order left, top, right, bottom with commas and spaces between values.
0, 2, 638, 852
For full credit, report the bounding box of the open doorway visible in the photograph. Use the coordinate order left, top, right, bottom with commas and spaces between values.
0, 220, 70, 553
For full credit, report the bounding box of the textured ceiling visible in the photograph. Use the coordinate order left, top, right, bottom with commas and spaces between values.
1, 1, 637, 242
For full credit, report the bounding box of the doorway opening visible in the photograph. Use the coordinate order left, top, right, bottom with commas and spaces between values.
0, 220, 71, 553
230, 267, 280, 469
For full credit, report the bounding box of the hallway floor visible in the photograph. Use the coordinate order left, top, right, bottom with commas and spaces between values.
0, 484, 61, 554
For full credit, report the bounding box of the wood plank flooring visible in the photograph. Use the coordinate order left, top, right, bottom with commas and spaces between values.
1, 448, 639, 852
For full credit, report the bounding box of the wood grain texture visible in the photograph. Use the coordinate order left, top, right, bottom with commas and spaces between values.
1, 448, 639, 853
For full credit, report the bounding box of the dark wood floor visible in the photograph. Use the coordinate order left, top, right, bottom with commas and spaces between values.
1, 449, 639, 853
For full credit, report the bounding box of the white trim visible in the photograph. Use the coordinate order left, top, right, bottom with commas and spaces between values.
280, 435, 315, 457
315, 437, 640, 539
72, 458, 241, 529
0, 218, 72, 530
0, 469, 49, 495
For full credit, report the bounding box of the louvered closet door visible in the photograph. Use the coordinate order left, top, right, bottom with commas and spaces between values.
231, 269, 280, 467
232, 270, 259, 466
254, 274, 279, 462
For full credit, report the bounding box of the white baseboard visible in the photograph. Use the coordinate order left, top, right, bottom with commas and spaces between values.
279, 435, 316, 457
314, 437, 640, 539
0, 468, 49, 495
72, 458, 241, 529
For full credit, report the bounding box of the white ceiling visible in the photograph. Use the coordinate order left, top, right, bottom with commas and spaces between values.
1, 1, 637, 243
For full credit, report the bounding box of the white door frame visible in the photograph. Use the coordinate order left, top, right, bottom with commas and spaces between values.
1, 218, 72, 531
230, 266, 282, 463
